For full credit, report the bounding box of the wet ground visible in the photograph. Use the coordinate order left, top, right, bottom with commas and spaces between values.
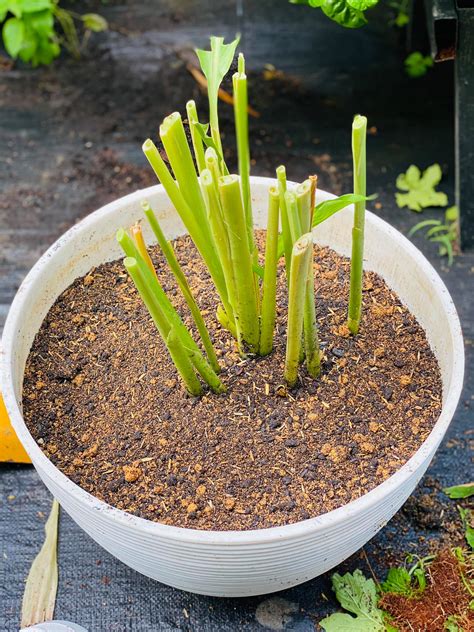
1, 0, 472, 630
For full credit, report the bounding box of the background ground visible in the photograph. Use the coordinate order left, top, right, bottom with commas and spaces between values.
1, 0, 472, 630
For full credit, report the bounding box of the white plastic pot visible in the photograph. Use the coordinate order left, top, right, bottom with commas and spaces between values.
1, 177, 464, 597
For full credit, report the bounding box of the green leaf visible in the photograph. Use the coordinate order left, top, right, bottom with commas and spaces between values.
426, 224, 449, 238
313, 193, 371, 227
0, 0, 9, 21
321, 0, 368, 27
395, 163, 448, 211
444, 615, 463, 631
444, 483, 474, 499
404, 51, 434, 78
346, 0, 378, 11
2, 16, 25, 57
195, 36, 239, 154
25, 9, 54, 36
81, 12, 108, 32
408, 219, 441, 237
380, 567, 413, 596
7, 0, 22, 17
458, 507, 474, 549
395, 12, 409, 26
431, 234, 454, 265
320, 570, 386, 631
445, 205, 459, 222
18, 0, 52, 12
21, 500, 59, 627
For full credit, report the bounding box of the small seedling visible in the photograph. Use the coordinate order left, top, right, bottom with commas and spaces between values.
404, 51, 434, 78
117, 36, 369, 394
409, 205, 458, 265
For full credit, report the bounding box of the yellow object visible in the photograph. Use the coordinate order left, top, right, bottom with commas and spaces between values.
0, 392, 31, 463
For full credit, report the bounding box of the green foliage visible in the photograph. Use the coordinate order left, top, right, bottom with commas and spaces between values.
291, 0, 375, 28
444, 615, 463, 631
404, 51, 434, 77
1, 0, 107, 66
396, 163, 448, 212
458, 507, 474, 550
381, 568, 414, 597
408, 206, 458, 265
319, 570, 386, 631
444, 483, 474, 500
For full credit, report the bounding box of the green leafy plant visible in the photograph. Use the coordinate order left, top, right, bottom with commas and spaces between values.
319, 569, 387, 631
404, 51, 434, 77
290, 0, 378, 28
408, 205, 458, 265
1, 0, 107, 66
388, 0, 410, 27
117, 36, 368, 395
444, 483, 474, 500
458, 507, 474, 550
396, 163, 448, 212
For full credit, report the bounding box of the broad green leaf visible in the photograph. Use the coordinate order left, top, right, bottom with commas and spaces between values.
320, 570, 385, 631
395, 163, 448, 211
321, 0, 368, 28
81, 12, 108, 32
380, 567, 413, 596
25, 9, 54, 36
19, 0, 52, 12
444, 483, 474, 499
347, 0, 378, 11
7, 0, 22, 17
0, 0, 9, 21
21, 500, 59, 627
2, 16, 25, 57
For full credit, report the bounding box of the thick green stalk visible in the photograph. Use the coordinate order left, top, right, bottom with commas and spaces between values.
186, 100, 206, 173
205, 147, 223, 190
165, 327, 203, 397
285, 234, 313, 387
218, 174, 260, 353
259, 186, 280, 355
285, 190, 302, 244
200, 169, 240, 338
159, 112, 209, 230
123, 256, 202, 396
348, 114, 367, 335
188, 349, 226, 394
296, 179, 312, 233
276, 165, 293, 278
285, 189, 320, 373
142, 138, 232, 321
233, 53, 254, 254
142, 200, 220, 374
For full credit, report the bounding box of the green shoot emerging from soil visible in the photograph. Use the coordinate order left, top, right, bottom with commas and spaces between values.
116, 36, 369, 395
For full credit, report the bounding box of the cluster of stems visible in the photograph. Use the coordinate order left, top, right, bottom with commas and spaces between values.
116, 37, 368, 395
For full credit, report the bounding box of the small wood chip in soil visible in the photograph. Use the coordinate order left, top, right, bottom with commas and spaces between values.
23, 232, 442, 531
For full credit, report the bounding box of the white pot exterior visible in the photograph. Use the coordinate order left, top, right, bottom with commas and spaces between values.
1, 177, 464, 597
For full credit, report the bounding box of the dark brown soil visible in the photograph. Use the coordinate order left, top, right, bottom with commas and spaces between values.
380, 549, 474, 631
23, 232, 442, 531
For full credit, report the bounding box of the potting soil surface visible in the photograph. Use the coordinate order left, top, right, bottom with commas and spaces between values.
22, 237, 442, 530
1, 0, 473, 629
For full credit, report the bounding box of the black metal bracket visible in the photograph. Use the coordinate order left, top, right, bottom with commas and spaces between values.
425, 0, 474, 249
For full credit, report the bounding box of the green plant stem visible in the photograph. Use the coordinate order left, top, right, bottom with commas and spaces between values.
117, 228, 223, 391
200, 169, 240, 340
186, 100, 206, 173
277, 165, 293, 278
159, 112, 209, 230
296, 179, 312, 233
259, 186, 280, 355
142, 200, 220, 374
205, 147, 223, 189
123, 256, 203, 396
285, 233, 313, 387
285, 190, 302, 244
233, 53, 254, 254
348, 114, 367, 335
142, 138, 232, 322
218, 174, 260, 354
